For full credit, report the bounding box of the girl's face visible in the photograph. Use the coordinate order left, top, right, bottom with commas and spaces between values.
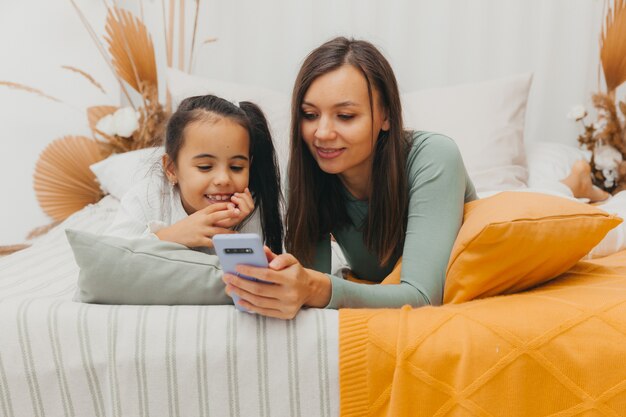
165, 118, 250, 215
300, 64, 390, 182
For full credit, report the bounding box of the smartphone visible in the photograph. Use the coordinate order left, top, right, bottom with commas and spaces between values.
213, 233, 269, 313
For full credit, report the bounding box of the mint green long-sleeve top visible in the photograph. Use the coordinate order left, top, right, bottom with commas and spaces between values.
314, 131, 477, 309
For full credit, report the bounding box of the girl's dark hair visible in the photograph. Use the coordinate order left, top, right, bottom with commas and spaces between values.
165, 95, 284, 253
286, 37, 410, 267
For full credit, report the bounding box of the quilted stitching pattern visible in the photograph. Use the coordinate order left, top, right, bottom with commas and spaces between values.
339, 252, 626, 417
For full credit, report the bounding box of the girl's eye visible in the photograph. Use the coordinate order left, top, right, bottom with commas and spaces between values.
198, 165, 212, 171
302, 112, 318, 120
230, 166, 244, 172
338, 114, 354, 121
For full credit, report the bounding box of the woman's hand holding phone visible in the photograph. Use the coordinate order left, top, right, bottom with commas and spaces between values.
222, 248, 332, 320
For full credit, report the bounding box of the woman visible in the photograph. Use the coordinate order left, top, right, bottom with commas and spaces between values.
223, 37, 477, 319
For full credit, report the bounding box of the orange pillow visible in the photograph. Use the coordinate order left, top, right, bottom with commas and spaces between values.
443, 191, 622, 304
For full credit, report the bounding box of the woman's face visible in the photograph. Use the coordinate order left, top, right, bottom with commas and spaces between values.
300, 64, 390, 181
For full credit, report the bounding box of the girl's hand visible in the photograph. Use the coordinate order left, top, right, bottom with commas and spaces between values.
222, 251, 332, 320
215, 188, 255, 228
155, 202, 239, 248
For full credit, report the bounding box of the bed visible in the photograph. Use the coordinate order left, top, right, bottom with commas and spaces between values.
3, 194, 626, 416
3, 70, 626, 416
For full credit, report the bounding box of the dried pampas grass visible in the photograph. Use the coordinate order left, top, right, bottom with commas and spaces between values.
68, 0, 136, 108
0, 81, 61, 103
178, 0, 185, 70
592, 92, 624, 151
601, 0, 626, 93
61, 65, 107, 95
188, 0, 200, 71
26, 221, 62, 240
0, 244, 31, 256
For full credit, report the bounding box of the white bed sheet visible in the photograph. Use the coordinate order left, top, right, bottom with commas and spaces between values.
0, 196, 339, 417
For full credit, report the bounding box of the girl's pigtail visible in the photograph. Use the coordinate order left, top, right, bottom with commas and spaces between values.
239, 101, 284, 254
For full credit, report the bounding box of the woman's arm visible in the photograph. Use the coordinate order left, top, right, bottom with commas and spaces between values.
324, 134, 473, 308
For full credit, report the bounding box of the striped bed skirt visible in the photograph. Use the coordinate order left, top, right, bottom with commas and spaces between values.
0, 196, 339, 417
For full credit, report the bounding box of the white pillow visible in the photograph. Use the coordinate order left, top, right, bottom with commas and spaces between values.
525, 141, 591, 188
587, 190, 626, 258
402, 73, 533, 194
90, 147, 164, 199
167, 69, 533, 194
166, 68, 291, 177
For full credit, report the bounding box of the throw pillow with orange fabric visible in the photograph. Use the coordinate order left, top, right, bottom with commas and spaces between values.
342, 192, 621, 303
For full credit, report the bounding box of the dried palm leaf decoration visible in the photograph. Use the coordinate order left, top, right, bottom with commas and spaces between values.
33, 136, 104, 221
97, 7, 166, 155
601, 0, 626, 94
104, 7, 158, 99
3, 2, 208, 231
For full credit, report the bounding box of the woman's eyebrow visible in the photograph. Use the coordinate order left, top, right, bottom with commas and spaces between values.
301, 100, 359, 108
333, 101, 359, 108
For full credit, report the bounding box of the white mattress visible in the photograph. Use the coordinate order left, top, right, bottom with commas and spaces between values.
0, 196, 339, 417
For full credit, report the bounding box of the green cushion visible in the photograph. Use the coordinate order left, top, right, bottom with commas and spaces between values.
66, 229, 232, 305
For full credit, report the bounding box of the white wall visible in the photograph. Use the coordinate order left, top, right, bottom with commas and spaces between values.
0, 0, 609, 244
160, 0, 606, 147
0, 0, 119, 244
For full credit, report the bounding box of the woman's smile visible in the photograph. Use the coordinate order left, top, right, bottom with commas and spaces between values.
315, 146, 346, 159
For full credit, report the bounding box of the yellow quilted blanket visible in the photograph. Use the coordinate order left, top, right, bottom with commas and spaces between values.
339, 251, 626, 416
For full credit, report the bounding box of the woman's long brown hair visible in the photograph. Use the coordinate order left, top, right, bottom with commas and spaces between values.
285, 37, 410, 267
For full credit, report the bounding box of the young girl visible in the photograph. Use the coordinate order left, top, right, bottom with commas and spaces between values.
105, 94, 283, 254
